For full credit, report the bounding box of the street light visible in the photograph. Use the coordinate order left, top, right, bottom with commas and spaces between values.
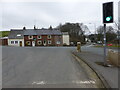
114, 21, 120, 44
89, 23, 97, 43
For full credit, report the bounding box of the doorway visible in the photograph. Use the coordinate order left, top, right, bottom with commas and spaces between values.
19, 41, 22, 47
43, 40, 46, 46
32, 41, 35, 47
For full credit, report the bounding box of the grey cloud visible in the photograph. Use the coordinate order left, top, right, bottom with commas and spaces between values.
1, 1, 118, 31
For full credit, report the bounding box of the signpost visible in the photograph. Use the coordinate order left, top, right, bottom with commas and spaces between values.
103, 2, 113, 66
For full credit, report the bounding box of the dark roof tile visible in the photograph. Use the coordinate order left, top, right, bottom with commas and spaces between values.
8, 29, 62, 39
8, 30, 24, 39
24, 29, 37, 35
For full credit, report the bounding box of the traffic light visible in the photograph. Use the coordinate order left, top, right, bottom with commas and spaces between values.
103, 2, 113, 23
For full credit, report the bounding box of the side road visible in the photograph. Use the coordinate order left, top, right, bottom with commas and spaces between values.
72, 50, 118, 89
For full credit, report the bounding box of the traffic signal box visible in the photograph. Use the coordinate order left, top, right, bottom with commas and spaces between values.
103, 2, 113, 23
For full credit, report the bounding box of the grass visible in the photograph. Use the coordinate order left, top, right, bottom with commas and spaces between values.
94, 45, 120, 48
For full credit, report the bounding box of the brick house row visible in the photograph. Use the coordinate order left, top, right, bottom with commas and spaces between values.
7, 27, 68, 47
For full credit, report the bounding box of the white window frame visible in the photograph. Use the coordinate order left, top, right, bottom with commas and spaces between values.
15, 41, 18, 44
26, 41, 31, 45
37, 40, 42, 45
17, 34, 21, 37
47, 35, 51, 39
56, 41, 60, 44
48, 40, 52, 44
28, 35, 33, 39
11, 41, 14, 44
37, 35, 42, 39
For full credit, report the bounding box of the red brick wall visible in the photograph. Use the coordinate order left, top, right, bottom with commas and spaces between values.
0, 39, 8, 46
24, 35, 63, 46
0, 40, 2, 45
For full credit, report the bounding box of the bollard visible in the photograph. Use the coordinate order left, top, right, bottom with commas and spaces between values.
77, 42, 81, 52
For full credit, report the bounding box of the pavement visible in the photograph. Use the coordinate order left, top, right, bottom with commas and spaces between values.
2, 46, 101, 88
73, 45, 119, 89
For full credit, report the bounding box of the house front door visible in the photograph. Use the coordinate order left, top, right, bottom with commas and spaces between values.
43, 40, 46, 46
32, 41, 35, 47
19, 41, 22, 47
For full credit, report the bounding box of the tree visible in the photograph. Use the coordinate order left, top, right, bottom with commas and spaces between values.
97, 26, 104, 34
96, 25, 117, 43
96, 26, 104, 42
106, 26, 117, 42
0, 31, 10, 37
56, 22, 88, 44
106, 32, 116, 42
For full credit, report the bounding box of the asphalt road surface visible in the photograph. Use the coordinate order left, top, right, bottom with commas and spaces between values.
82, 44, 119, 56
2, 46, 98, 88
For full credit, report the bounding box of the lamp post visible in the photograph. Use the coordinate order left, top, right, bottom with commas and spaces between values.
89, 23, 97, 43
114, 21, 120, 45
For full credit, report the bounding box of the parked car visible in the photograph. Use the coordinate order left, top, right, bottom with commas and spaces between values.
107, 44, 113, 46
92, 43, 96, 45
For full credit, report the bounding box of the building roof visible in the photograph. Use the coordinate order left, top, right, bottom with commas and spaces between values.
0, 37, 8, 39
8, 29, 62, 39
8, 30, 24, 39
36, 30, 62, 35
24, 29, 37, 35
62, 32, 69, 35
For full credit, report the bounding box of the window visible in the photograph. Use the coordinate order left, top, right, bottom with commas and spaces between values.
17, 34, 21, 37
56, 41, 60, 44
47, 35, 51, 39
11, 41, 14, 44
48, 40, 52, 44
26, 41, 31, 45
28, 36, 33, 39
15, 41, 18, 44
37, 41, 42, 45
38, 35, 42, 39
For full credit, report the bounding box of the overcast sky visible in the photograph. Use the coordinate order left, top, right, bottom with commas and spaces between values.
0, 0, 119, 32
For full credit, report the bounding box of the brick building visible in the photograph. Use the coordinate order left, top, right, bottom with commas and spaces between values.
8, 28, 63, 47
0, 37, 8, 46
24, 29, 63, 46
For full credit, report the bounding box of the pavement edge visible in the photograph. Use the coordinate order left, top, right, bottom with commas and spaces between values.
72, 52, 111, 89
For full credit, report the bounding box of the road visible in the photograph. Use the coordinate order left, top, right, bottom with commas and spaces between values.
82, 45, 119, 56
2, 46, 98, 88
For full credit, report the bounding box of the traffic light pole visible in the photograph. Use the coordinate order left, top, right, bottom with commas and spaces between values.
103, 2, 113, 66
103, 24, 107, 66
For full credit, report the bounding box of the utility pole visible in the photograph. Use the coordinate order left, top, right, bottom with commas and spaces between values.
114, 22, 119, 39
89, 23, 96, 42
94, 23, 97, 43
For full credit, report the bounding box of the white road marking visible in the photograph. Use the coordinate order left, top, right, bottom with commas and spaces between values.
32, 81, 46, 85
72, 80, 96, 84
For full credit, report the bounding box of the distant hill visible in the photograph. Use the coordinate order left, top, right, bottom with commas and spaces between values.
0, 31, 10, 37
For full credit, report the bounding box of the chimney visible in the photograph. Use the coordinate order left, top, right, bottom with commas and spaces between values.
34, 25, 36, 30
23, 26, 26, 30
49, 25, 53, 30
